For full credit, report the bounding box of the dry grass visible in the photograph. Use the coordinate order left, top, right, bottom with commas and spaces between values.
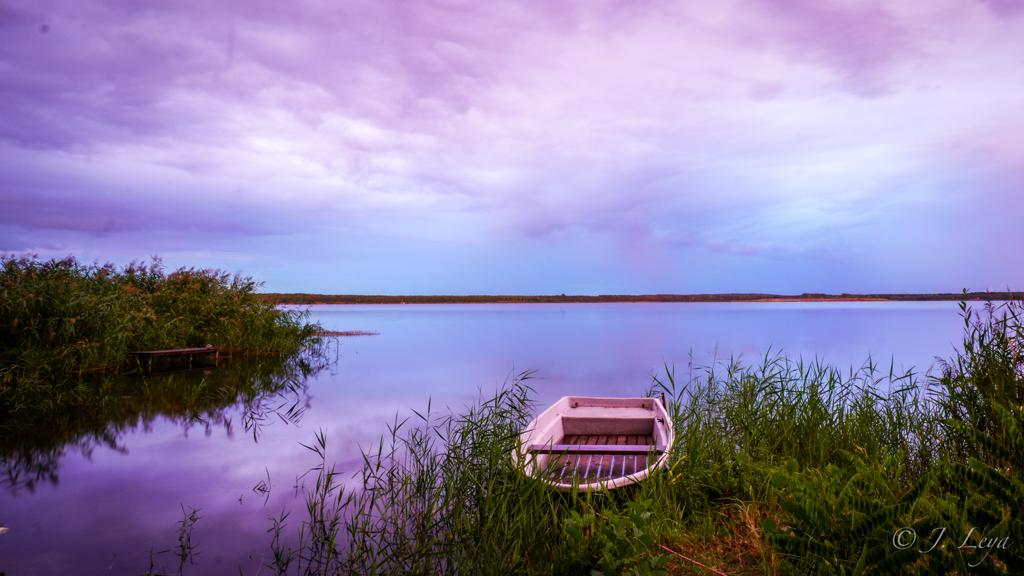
663, 501, 780, 575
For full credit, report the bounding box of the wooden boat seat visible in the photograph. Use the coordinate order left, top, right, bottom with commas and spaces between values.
527, 444, 661, 455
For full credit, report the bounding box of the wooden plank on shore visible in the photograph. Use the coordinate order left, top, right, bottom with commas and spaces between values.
131, 346, 219, 373
131, 346, 218, 357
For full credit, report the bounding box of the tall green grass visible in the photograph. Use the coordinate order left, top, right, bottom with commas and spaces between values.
265, 376, 675, 576
123, 298, 1020, 574
255, 359, 950, 574
246, 299, 1020, 575
651, 352, 939, 511
760, 300, 1023, 574
0, 255, 320, 420
923, 301, 1023, 572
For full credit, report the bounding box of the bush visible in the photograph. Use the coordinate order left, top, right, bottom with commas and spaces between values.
0, 255, 317, 387
0, 255, 320, 426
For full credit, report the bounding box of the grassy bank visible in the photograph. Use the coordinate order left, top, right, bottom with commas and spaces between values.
238, 300, 1020, 575
0, 256, 320, 424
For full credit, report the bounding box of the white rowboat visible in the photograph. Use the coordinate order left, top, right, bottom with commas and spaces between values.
516, 396, 673, 491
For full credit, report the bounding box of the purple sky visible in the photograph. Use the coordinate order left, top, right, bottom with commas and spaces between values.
1, 0, 1022, 294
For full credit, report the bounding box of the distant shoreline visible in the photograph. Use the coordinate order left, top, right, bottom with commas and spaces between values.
260, 291, 1023, 305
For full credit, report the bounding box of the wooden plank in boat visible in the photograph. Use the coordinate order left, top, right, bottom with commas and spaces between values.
561, 416, 654, 436
527, 443, 662, 455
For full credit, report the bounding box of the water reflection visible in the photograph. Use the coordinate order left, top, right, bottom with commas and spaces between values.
0, 303, 969, 574
0, 349, 328, 495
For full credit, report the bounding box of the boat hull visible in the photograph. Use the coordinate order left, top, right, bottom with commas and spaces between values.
515, 396, 673, 491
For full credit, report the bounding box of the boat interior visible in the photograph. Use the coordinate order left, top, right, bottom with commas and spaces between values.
525, 400, 667, 484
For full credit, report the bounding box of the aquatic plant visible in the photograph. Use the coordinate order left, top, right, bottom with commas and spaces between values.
927, 301, 1023, 572
144, 504, 203, 576
257, 352, 949, 575
256, 373, 672, 576
0, 255, 317, 378
0, 255, 321, 422
137, 297, 1021, 574
756, 300, 1023, 574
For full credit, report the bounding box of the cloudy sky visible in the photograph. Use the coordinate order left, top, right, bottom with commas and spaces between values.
1, 0, 1022, 293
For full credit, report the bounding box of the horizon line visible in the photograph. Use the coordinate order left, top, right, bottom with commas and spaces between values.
258, 291, 1024, 304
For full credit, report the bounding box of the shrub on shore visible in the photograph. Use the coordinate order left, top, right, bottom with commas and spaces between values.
0, 255, 319, 412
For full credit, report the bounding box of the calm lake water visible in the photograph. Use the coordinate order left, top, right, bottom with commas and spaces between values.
0, 302, 969, 574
